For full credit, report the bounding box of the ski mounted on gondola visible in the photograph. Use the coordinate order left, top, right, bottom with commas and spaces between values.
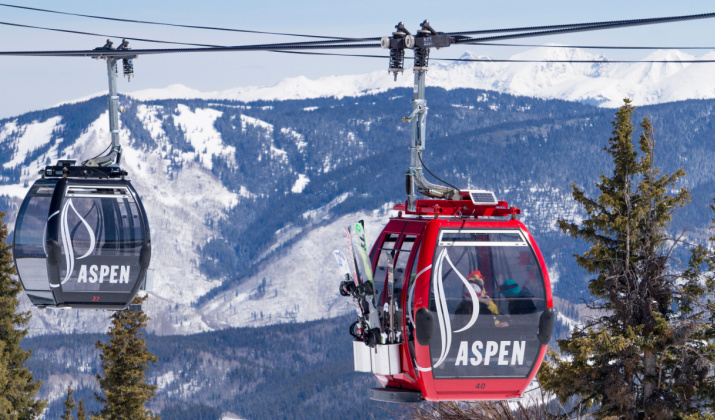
13, 41, 152, 311
338, 226, 382, 346
336, 21, 555, 404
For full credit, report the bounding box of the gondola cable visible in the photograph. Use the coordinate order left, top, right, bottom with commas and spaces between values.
5, 40, 715, 63
433, 57, 715, 63
268, 49, 715, 64
7, 45, 715, 63
0, 20, 227, 48
0, 18, 379, 50
0, 2, 357, 41
466, 42, 715, 50
8, 16, 713, 55
453, 12, 715, 45
1, 11, 715, 58
0, 41, 383, 58
448, 11, 715, 37
2, 2, 711, 43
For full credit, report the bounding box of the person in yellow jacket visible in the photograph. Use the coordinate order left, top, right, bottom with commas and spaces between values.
456, 270, 508, 328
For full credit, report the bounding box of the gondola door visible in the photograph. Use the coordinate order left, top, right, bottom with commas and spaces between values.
14, 180, 58, 306
368, 219, 426, 391
412, 218, 553, 401
396, 221, 427, 390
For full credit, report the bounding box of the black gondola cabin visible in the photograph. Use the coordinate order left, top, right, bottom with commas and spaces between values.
13, 163, 151, 310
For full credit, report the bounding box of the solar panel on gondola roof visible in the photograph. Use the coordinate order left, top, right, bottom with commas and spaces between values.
468, 190, 498, 205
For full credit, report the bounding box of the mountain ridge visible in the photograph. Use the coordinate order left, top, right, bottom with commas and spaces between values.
124, 46, 715, 108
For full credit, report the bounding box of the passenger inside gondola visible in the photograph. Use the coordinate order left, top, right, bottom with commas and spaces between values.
454, 270, 508, 328
426, 229, 547, 379
499, 279, 537, 315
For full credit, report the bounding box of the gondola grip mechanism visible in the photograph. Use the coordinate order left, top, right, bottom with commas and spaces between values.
83, 40, 136, 167
397, 21, 460, 211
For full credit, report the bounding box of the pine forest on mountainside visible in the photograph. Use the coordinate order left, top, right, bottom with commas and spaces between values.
24, 315, 391, 420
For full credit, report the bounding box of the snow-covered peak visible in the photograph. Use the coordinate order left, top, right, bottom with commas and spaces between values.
128, 84, 206, 101
457, 51, 487, 61
125, 46, 715, 108
130, 71, 407, 103
509, 45, 602, 62
642, 49, 695, 62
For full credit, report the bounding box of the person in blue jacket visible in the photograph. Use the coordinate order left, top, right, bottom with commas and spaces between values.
499, 279, 537, 315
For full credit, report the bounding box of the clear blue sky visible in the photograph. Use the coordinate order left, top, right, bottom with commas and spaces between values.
1, 0, 715, 119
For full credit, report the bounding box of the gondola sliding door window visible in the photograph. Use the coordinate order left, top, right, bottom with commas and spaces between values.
58, 185, 145, 293
428, 229, 546, 379
375, 235, 416, 308
392, 235, 416, 311
14, 183, 56, 292
391, 235, 416, 336
404, 236, 422, 375
374, 233, 398, 306
374, 234, 416, 342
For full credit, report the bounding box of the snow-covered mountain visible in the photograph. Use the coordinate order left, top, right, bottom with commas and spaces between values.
4, 67, 715, 338
0, 96, 405, 336
10, 49, 715, 419
126, 47, 715, 108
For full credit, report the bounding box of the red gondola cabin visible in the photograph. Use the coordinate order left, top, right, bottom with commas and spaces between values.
353, 194, 555, 403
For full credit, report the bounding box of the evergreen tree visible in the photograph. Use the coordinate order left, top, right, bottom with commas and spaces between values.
61, 385, 76, 420
410, 399, 553, 420
0, 211, 45, 418
95, 295, 159, 419
538, 100, 715, 418
77, 399, 86, 420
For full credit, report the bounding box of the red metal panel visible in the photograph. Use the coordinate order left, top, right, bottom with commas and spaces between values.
377, 215, 553, 401
372, 217, 427, 390
394, 199, 520, 218
397, 220, 426, 388
413, 218, 441, 399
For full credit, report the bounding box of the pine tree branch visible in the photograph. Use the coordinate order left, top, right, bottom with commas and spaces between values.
657, 344, 714, 389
